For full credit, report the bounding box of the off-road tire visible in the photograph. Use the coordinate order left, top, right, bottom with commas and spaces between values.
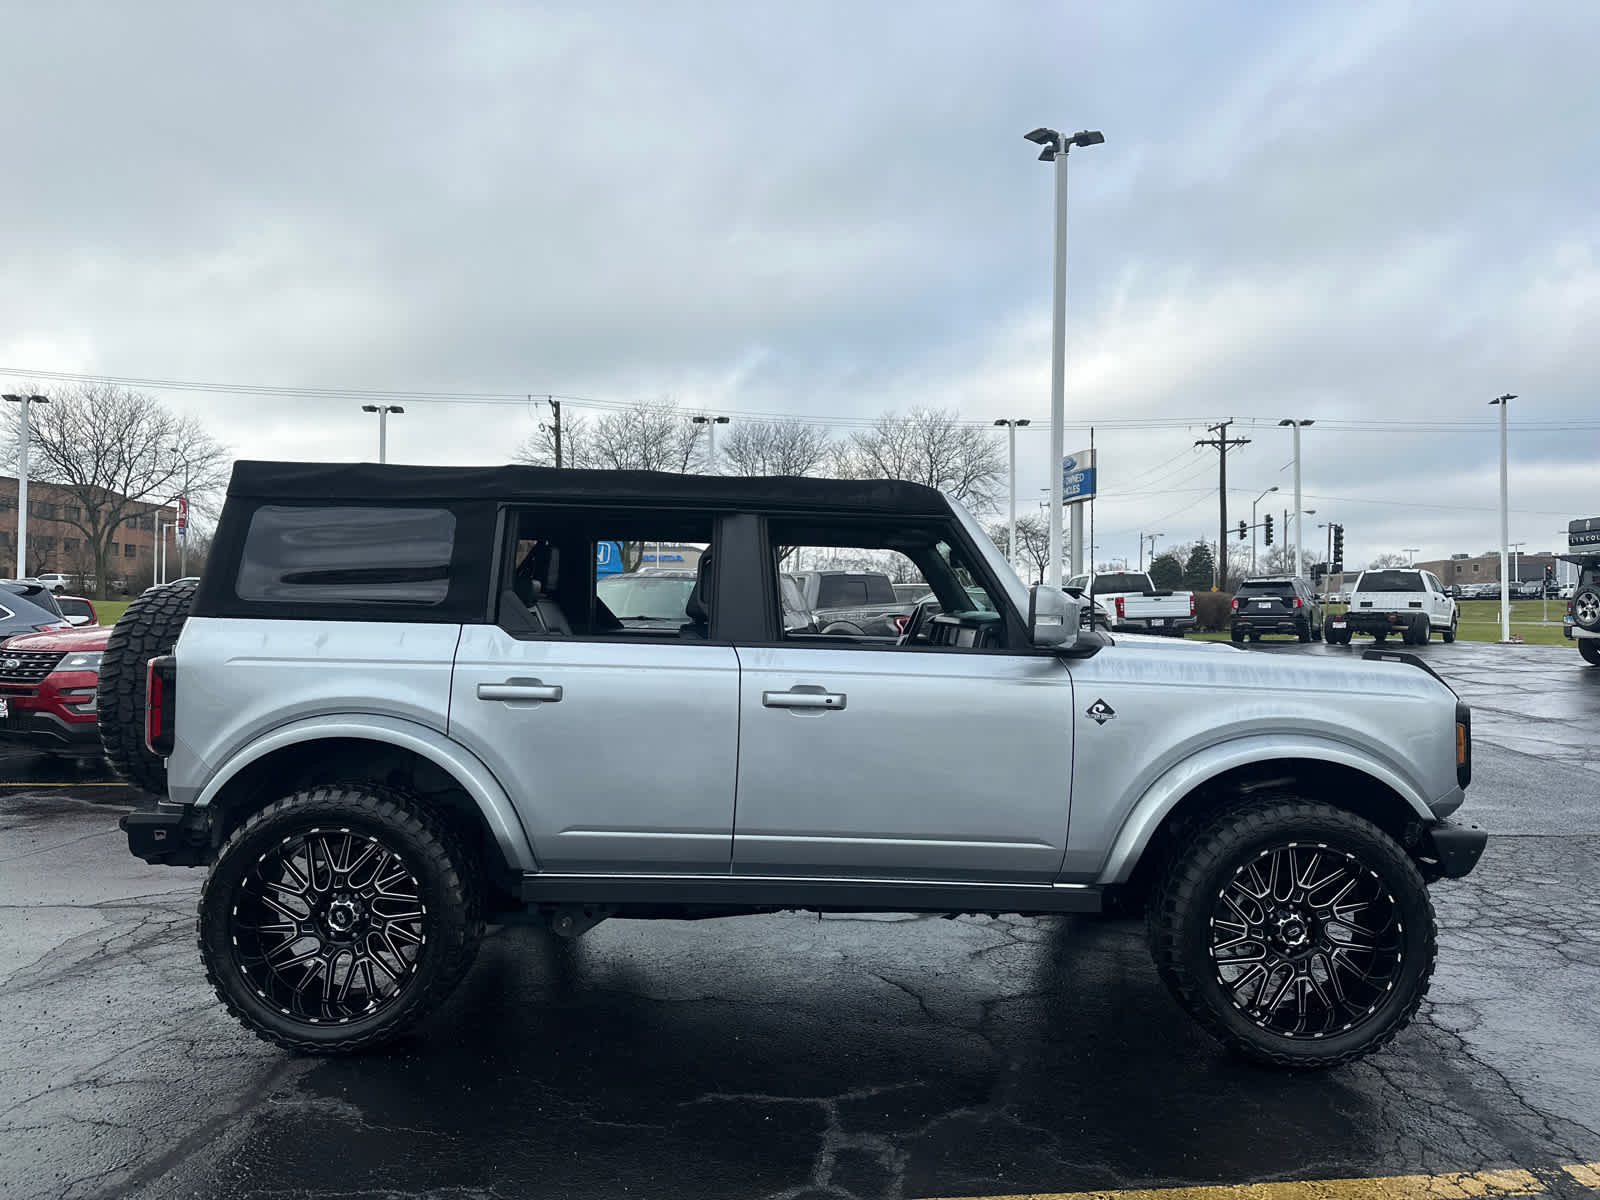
98, 580, 198, 794
1580, 639, 1600, 667
1147, 797, 1436, 1069
198, 784, 484, 1055
1443, 617, 1457, 644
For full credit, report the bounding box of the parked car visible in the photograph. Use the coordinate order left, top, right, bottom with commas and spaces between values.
892, 582, 931, 605
1327, 569, 1458, 645
1564, 516, 1600, 667
787, 569, 908, 636
116, 460, 1484, 1068
1066, 571, 1195, 636
0, 581, 75, 640
34, 572, 87, 595
1229, 576, 1324, 643
0, 623, 109, 757
596, 570, 698, 630
54, 596, 99, 626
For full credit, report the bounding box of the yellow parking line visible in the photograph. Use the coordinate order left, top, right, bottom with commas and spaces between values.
926, 1167, 1569, 1200
1564, 1165, 1600, 1190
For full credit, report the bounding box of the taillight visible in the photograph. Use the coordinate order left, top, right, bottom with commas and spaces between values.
145, 655, 177, 757
1114, 596, 1126, 620
1189, 593, 1196, 616
1230, 598, 1239, 611
1293, 596, 1303, 609
892, 614, 910, 635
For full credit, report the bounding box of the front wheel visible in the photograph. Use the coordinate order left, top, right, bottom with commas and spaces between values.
1148, 798, 1436, 1068
198, 785, 483, 1054
1443, 617, 1457, 644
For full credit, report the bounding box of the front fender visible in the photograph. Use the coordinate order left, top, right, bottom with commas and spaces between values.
191, 714, 538, 873
1093, 734, 1438, 885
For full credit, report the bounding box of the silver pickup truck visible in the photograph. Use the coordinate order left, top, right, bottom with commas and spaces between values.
111, 462, 1485, 1068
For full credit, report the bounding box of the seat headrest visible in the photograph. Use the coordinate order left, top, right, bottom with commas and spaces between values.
685, 553, 712, 624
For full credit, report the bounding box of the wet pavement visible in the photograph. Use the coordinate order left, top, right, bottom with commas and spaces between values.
1, 641, 1598, 1200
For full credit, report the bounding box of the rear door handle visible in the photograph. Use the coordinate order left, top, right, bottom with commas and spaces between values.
762, 689, 846, 711
477, 681, 563, 704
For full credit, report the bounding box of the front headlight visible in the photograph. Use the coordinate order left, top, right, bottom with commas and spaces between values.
52, 651, 103, 673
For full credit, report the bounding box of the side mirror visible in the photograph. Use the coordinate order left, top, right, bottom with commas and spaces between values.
1029, 584, 1080, 648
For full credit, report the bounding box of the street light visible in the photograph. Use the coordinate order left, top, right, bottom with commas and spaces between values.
1490, 393, 1516, 641
1403, 547, 1421, 567
1025, 125, 1104, 588
3, 393, 49, 578
1251, 485, 1279, 573
995, 419, 1032, 570
1277, 420, 1314, 587
360, 404, 405, 463
1139, 531, 1165, 571
692, 414, 731, 475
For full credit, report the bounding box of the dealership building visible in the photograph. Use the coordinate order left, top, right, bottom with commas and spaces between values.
0, 475, 178, 581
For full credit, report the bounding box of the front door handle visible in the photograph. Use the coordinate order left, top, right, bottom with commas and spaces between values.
762, 689, 846, 711
477, 681, 563, 704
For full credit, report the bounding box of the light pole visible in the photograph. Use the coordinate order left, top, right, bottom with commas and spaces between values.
167, 446, 192, 578
1024, 125, 1103, 588
361, 404, 405, 463
1510, 541, 1525, 590
1403, 547, 1420, 566
692, 415, 730, 475
1139, 531, 1165, 572
1277, 420, 1314, 586
1281, 507, 1316, 574
1251, 486, 1279, 573
3, 393, 48, 578
994, 419, 1031, 570
1490, 393, 1516, 641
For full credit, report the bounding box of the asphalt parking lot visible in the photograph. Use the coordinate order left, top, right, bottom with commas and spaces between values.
3, 640, 1598, 1200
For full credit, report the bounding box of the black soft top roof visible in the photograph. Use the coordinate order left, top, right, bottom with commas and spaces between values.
226, 460, 953, 517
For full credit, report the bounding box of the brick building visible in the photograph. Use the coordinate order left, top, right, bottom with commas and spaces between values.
1417, 551, 1560, 586
0, 475, 176, 585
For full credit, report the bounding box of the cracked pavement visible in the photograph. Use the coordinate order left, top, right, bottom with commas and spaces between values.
1, 641, 1598, 1200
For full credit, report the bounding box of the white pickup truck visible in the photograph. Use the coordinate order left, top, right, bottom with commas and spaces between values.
1067, 570, 1196, 636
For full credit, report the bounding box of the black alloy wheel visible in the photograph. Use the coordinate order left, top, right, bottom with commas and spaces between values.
199, 785, 483, 1054
1148, 797, 1436, 1068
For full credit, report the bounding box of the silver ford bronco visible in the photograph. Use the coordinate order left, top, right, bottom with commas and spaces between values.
111, 461, 1485, 1066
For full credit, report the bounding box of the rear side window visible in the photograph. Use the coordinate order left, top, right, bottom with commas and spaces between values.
862, 575, 896, 604
1358, 571, 1425, 593
817, 576, 870, 607
236, 506, 456, 604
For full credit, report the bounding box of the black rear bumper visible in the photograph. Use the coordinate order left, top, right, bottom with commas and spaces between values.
120, 804, 212, 867
1417, 819, 1487, 880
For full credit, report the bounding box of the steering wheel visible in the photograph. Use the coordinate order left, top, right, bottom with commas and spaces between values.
896, 601, 932, 647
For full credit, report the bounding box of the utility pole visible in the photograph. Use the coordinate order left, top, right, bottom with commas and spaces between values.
540, 396, 563, 468
1195, 420, 1251, 591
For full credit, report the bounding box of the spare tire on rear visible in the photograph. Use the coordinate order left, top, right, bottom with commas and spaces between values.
99, 580, 198, 795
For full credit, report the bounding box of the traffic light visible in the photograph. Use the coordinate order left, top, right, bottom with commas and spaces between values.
1264, 513, 1274, 546
1238, 519, 1247, 542
1331, 524, 1345, 571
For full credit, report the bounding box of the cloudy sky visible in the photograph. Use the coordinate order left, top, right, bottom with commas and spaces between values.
2, 1, 1597, 570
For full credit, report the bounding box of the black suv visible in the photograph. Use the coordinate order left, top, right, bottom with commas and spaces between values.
1230, 576, 1324, 643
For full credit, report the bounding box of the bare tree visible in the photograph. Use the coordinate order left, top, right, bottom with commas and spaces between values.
835, 407, 1006, 512
988, 514, 1051, 585
2, 384, 229, 599
719, 419, 833, 477
1367, 552, 1410, 570
515, 399, 705, 474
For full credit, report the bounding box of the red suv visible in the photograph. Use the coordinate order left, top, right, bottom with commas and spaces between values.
0, 624, 110, 756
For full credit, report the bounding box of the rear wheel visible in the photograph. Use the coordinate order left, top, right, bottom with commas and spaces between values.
1372, 631, 1387, 645
1148, 797, 1436, 1068
1412, 616, 1430, 645
198, 785, 483, 1054
99, 580, 198, 795
1231, 629, 1245, 644
1297, 619, 1312, 644
1443, 616, 1457, 644
1580, 639, 1600, 667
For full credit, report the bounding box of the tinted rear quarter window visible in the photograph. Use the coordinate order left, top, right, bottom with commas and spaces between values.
1358, 571, 1425, 593
236, 506, 456, 604
862, 575, 896, 604
817, 576, 869, 607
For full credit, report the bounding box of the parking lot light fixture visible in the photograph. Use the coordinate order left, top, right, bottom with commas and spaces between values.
1490, 393, 1517, 640
1026, 123, 1103, 588
995, 419, 1031, 571
692, 415, 731, 475
360, 404, 405, 464
1251, 486, 1279, 573
4, 393, 49, 579
1277, 420, 1314, 586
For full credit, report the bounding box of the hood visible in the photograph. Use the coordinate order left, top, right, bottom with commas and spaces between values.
0, 624, 112, 652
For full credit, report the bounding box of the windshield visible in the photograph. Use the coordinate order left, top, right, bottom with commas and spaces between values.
596, 575, 696, 620
946, 496, 1028, 615
1356, 571, 1425, 593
